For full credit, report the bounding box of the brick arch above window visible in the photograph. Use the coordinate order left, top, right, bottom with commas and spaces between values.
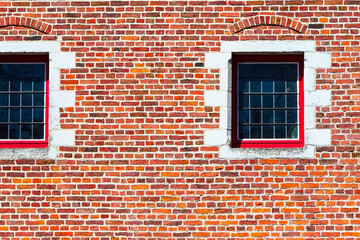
0, 16, 52, 34
229, 15, 308, 35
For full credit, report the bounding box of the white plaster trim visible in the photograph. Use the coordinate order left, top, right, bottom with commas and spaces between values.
0, 41, 61, 52
204, 91, 228, 107
204, 40, 332, 159
221, 41, 316, 53
51, 130, 76, 146
50, 91, 76, 108
204, 130, 228, 146
50, 52, 76, 68
0, 41, 76, 160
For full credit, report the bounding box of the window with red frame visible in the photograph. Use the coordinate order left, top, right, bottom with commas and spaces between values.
0, 55, 49, 148
232, 54, 304, 148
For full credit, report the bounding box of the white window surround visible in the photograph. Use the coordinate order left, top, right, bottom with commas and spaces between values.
0, 41, 76, 159
204, 41, 332, 159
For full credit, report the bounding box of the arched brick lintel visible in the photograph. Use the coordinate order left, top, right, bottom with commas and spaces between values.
0, 16, 52, 34
229, 15, 308, 34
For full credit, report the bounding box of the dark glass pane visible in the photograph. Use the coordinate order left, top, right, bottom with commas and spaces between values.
287, 110, 297, 124
263, 110, 273, 124
0, 94, 8, 106
21, 64, 33, 78
22, 78, 32, 91
33, 108, 44, 122
10, 94, 20, 106
34, 94, 44, 106
275, 110, 286, 123
0, 108, 8, 122
21, 108, 32, 122
33, 124, 44, 139
263, 125, 273, 139
0, 124, 8, 139
21, 124, 32, 139
287, 94, 297, 108
250, 80, 261, 92
286, 81, 297, 93
287, 125, 298, 139
262, 79, 273, 93
238, 110, 249, 124
0, 79, 8, 91
240, 95, 249, 108
10, 78, 20, 91
250, 125, 261, 139
266, 64, 284, 78
238, 80, 249, 93
21, 94, 32, 106
238, 64, 250, 79
10, 64, 21, 75
33, 78, 45, 91
274, 94, 285, 108
275, 81, 285, 92
250, 65, 262, 78
275, 125, 286, 138
286, 64, 298, 80
239, 125, 250, 139
9, 124, 20, 139
250, 110, 261, 124
10, 108, 20, 122
250, 95, 261, 108
263, 95, 273, 108
33, 64, 45, 79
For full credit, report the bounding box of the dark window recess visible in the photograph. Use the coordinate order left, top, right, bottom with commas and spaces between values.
232, 54, 304, 148
0, 55, 48, 148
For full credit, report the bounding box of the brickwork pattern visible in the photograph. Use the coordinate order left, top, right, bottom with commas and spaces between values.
0, 0, 359, 239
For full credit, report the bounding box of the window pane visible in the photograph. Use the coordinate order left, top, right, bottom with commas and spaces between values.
34, 94, 44, 106
10, 108, 20, 122
287, 94, 297, 108
250, 95, 261, 108
250, 110, 261, 124
239, 125, 250, 139
33, 78, 45, 91
21, 108, 32, 122
275, 110, 286, 123
0, 94, 8, 106
22, 78, 32, 91
274, 94, 285, 108
287, 110, 297, 124
287, 125, 298, 139
262, 80, 273, 93
9, 124, 20, 139
0, 108, 8, 122
21, 94, 32, 106
240, 95, 249, 108
250, 80, 261, 92
10, 94, 20, 106
275, 125, 286, 138
10, 78, 20, 91
21, 124, 32, 139
286, 80, 297, 92
33, 124, 44, 139
238, 110, 249, 124
250, 125, 261, 139
0, 78, 8, 91
263, 125, 273, 139
0, 124, 8, 139
33, 108, 44, 122
263, 95, 273, 108
275, 80, 285, 92
263, 110, 273, 124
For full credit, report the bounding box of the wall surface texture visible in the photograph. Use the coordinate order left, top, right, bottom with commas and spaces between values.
0, 0, 359, 239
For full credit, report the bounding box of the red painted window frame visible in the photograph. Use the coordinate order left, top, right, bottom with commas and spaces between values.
231, 54, 304, 148
0, 55, 49, 148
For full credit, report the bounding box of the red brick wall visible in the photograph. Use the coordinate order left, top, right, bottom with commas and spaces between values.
0, 1, 360, 239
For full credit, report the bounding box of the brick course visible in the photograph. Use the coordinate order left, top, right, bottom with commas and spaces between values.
0, 0, 359, 239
